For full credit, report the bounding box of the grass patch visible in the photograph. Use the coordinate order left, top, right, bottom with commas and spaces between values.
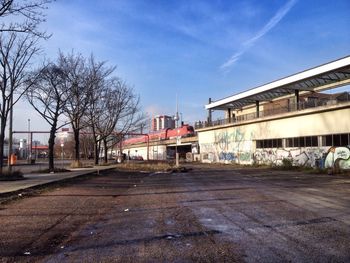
0, 170, 24, 181
117, 161, 174, 172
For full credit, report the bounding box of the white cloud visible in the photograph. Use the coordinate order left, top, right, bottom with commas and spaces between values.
221, 0, 298, 70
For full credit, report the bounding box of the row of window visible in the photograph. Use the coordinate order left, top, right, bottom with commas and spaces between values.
256, 133, 350, 149
322, 134, 349, 147
256, 139, 282, 149
286, 136, 318, 147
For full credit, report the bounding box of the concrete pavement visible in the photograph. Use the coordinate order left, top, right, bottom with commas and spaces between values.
0, 164, 118, 195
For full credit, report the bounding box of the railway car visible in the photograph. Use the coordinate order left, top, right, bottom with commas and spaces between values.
167, 125, 194, 139
123, 125, 195, 146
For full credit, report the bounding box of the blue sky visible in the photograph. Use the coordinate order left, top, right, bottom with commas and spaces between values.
14, 0, 350, 139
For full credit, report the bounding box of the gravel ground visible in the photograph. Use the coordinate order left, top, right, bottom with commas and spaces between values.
0, 167, 349, 262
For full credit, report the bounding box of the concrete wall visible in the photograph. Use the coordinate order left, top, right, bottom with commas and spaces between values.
198, 107, 350, 168
122, 144, 167, 160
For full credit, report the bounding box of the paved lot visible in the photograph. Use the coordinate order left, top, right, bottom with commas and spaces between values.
0, 166, 349, 262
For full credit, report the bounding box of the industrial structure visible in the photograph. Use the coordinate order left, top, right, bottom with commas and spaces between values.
196, 56, 350, 169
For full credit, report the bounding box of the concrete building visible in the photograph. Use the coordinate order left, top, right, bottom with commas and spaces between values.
196, 56, 350, 169
151, 115, 175, 131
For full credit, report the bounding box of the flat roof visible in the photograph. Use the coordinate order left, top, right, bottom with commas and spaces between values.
206, 56, 350, 110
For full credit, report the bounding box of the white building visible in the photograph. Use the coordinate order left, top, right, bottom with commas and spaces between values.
151, 115, 175, 131
196, 56, 350, 169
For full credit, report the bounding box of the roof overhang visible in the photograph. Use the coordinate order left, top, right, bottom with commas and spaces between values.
206, 56, 350, 110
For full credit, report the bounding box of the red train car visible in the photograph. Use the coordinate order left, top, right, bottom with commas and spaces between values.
123, 124, 195, 146
167, 125, 194, 139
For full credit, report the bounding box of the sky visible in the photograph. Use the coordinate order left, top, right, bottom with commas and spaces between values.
12, 0, 350, 143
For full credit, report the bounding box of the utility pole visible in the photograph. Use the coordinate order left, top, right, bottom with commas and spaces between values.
174, 93, 179, 167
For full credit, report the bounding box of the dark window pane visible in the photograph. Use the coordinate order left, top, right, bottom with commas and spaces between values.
272, 139, 277, 148
286, 138, 293, 147
305, 136, 312, 147
266, 139, 272, 148
300, 137, 305, 147
333, 134, 341, 146
325, 135, 332, 146
277, 139, 282, 148
256, 141, 261, 148
340, 134, 349, 146
311, 136, 318, 146
293, 137, 299, 147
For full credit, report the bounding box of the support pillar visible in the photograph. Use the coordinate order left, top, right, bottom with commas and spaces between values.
295, 90, 300, 110
227, 108, 231, 123
207, 97, 212, 125
256, 100, 260, 118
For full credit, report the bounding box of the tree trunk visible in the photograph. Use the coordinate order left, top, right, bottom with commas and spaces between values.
103, 138, 108, 164
73, 129, 80, 161
48, 126, 56, 172
0, 116, 6, 174
94, 139, 99, 165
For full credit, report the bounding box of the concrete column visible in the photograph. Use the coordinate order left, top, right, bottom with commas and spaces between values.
207, 98, 212, 124
227, 108, 231, 123
295, 90, 299, 110
256, 100, 260, 118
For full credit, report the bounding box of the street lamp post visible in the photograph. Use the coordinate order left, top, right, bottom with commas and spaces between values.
27, 118, 31, 163
8, 95, 13, 172
61, 143, 64, 168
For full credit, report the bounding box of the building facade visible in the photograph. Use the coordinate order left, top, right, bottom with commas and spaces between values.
196, 56, 350, 169
151, 115, 175, 131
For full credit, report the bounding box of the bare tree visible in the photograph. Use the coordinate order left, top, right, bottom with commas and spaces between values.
0, 32, 40, 172
83, 56, 115, 165
26, 62, 69, 172
100, 79, 145, 163
60, 51, 91, 167
0, 0, 52, 38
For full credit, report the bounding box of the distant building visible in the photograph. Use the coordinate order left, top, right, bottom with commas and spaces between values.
151, 115, 175, 131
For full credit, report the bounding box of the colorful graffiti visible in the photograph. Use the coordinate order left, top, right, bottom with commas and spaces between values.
201, 128, 253, 164
200, 128, 350, 170
253, 148, 325, 167
325, 146, 350, 169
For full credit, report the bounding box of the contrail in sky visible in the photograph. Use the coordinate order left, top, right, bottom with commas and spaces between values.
221, 0, 297, 70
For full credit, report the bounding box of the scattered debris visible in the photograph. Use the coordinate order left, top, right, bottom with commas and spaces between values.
60, 246, 65, 249
18, 193, 22, 197
124, 208, 129, 212
24, 251, 31, 255
134, 184, 137, 187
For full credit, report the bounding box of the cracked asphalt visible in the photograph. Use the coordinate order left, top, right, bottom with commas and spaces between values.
0, 166, 349, 262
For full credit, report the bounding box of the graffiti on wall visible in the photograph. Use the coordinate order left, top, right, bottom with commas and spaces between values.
201, 129, 254, 164
253, 147, 325, 167
324, 146, 350, 169
200, 129, 350, 169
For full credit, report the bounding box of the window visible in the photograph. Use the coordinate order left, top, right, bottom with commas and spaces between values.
286, 138, 293, 147
333, 134, 341, 147
305, 136, 318, 147
322, 135, 332, 146
341, 134, 349, 146
285, 136, 318, 147
256, 139, 282, 149
321, 134, 350, 146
